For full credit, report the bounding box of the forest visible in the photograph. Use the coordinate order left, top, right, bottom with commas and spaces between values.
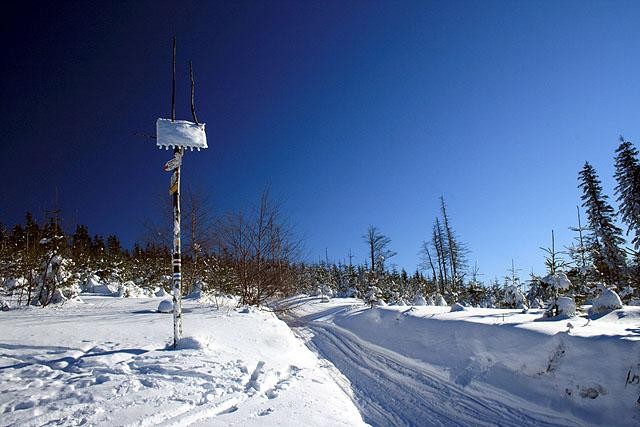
2, 137, 639, 311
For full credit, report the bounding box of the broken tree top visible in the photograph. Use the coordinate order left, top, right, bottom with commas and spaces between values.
156, 118, 207, 151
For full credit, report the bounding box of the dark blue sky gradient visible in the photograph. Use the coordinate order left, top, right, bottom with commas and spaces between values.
2, 1, 639, 280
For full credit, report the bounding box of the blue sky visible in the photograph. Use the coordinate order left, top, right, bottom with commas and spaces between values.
1, 1, 639, 280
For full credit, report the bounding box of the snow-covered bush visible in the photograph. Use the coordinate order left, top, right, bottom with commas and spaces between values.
3, 278, 26, 293
544, 296, 576, 318
480, 295, 496, 308
412, 293, 427, 306
541, 272, 572, 292
82, 276, 117, 295
426, 295, 435, 306
34, 253, 75, 306
364, 286, 384, 307
388, 291, 407, 306
556, 296, 576, 317
590, 288, 623, 313
540, 272, 574, 318
186, 281, 205, 299
433, 293, 447, 307
117, 281, 147, 298
502, 285, 527, 309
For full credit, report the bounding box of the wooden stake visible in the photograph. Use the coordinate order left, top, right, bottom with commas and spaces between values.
189, 60, 199, 125
171, 36, 183, 349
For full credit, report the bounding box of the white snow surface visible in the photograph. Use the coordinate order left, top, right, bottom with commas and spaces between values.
279, 295, 640, 427
0, 296, 364, 427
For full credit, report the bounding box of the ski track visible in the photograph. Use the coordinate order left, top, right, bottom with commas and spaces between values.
293, 320, 582, 427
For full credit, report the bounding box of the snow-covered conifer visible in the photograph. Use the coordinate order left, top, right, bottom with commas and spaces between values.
578, 162, 627, 285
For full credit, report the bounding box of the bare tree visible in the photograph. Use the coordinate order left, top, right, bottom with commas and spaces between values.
419, 241, 439, 293
182, 188, 216, 293
218, 189, 302, 305
432, 217, 448, 292
440, 196, 467, 291
362, 225, 396, 274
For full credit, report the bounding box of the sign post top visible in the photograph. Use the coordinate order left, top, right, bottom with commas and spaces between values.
156, 118, 207, 151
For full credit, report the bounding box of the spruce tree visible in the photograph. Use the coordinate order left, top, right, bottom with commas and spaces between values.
578, 162, 627, 285
614, 136, 640, 250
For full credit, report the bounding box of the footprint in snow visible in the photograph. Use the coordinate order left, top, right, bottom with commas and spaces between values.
258, 407, 274, 416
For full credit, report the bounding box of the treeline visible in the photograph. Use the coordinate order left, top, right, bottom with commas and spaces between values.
1, 138, 639, 309
0, 190, 300, 307
299, 137, 640, 309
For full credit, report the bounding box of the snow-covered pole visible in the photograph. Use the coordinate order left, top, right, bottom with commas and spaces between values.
155, 37, 207, 348
171, 37, 183, 348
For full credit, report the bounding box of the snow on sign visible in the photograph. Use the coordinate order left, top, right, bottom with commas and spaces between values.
156, 118, 207, 151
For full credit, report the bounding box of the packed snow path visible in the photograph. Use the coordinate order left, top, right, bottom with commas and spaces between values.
282, 297, 640, 426
290, 319, 579, 427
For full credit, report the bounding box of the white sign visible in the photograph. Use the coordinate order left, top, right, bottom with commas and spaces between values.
156, 118, 207, 151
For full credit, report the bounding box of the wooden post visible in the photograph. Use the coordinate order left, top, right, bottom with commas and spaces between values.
171, 37, 183, 348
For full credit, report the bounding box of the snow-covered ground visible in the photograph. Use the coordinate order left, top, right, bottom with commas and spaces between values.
282, 296, 640, 427
0, 295, 365, 427
3, 292, 639, 427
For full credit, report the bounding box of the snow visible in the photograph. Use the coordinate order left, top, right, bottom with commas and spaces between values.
0, 296, 364, 426
450, 302, 465, 312
173, 336, 210, 350
556, 296, 576, 317
434, 293, 447, 306
157, 299, 173, 313
82, 276, 117, 296
541, 272, 572, 290
156, 118, 207, 151
591, 288, 623, 313
412, 293, 427, 306
281, 295, 640, 427
116, 280, 151, 298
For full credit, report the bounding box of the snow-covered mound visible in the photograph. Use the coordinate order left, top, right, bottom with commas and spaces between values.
157, 299, 173, 313
412, 294, 427, 306
450, 302, 465, 312
591, 288, 623, 313
82, 277, 117, 295
556, 296, 576, 317
116, 281, 150, 298
433, 293, 447, 306
173, 336, 210, 350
